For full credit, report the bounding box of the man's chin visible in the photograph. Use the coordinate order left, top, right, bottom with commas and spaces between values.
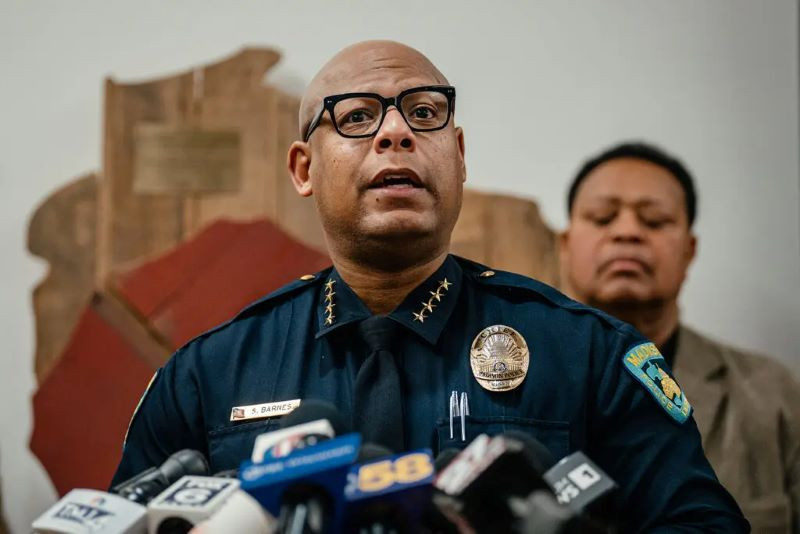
361, 213, 437, 241
593, 284, 656, 307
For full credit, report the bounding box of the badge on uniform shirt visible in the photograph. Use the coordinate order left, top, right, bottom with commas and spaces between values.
470, 325, 530, 392
622, 342, 692, 424
230, 398, 301, 422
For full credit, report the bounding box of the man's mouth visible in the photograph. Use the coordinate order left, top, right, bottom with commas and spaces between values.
368, 169, 424, 189
601, 256, 652, 275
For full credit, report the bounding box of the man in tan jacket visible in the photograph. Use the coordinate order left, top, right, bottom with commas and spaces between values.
559, 141, 800, 533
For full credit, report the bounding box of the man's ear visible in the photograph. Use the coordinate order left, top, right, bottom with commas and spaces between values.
557, 229, 575, 296
685, 232, 697, 266
558, 229, 570, 262
455, 126, 466, 182
288, 141, 313, 197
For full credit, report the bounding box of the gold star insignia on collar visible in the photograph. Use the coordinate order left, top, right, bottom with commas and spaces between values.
322, 279, 336, 326
414, 278, 453, 322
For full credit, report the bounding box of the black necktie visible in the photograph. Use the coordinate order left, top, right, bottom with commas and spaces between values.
353, 315, 405, 452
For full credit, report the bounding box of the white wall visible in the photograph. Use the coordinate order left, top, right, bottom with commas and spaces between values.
1, 0, 797, 531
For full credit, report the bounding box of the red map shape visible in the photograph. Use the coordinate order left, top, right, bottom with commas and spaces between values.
31, 218, 330, 493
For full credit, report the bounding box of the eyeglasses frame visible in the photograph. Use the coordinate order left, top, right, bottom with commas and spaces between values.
303, 85, 456, 142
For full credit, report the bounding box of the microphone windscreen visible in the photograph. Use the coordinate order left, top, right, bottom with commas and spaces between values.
147, 476, 241, 533
278, 399, 350, 435
32, 489, 147, 533
161, 450, 210, 481
502, 431, 556, 472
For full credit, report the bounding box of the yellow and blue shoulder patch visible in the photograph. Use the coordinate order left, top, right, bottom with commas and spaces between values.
622, 342, 692, 424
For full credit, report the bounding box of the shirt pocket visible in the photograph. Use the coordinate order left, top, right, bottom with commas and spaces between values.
435, 415, 570, 461
207, 419, 280, 472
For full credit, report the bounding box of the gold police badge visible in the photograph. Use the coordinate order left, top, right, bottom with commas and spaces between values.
470, 325, 530, 392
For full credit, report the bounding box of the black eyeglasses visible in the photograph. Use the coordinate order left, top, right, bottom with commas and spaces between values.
303, 85, 456, 142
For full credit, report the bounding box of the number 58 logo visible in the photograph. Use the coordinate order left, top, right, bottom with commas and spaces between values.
356, 452, 434, 493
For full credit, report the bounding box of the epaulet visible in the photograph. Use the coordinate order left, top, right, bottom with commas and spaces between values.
456, 256, 571, 306
455, 255, 629, 329
237, 268, 332, 317
179, 266, 332, 348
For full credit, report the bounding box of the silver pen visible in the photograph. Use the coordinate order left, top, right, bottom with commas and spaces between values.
449, 390, 459, 439
459, 392, 470, 442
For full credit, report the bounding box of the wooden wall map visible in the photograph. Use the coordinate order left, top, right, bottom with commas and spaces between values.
27, 47, 559, 493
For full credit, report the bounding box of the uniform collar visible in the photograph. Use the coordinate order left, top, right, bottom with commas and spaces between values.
315, 255, 463, 345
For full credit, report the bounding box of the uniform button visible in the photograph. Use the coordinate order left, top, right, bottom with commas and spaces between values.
479, 270, 495, 278
299, 274, 315, 281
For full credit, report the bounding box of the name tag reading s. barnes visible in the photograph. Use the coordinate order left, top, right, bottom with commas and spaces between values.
230, 399, 301, 422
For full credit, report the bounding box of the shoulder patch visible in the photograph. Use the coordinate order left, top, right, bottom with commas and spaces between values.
123, 369, 160, 448
622, 342, 692, 424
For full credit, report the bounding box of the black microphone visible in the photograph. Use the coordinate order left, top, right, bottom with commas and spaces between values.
434, 433, 556, 533
542, 451, 617, 530
508, 490, 588, 534
280, 399, 350, 435
111, 449, 209, 505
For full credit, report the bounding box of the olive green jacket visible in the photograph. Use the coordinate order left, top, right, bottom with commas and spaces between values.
674, 325, 800, 533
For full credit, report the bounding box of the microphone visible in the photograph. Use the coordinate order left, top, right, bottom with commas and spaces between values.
188, 490, 277, 534
251, 399, 349, 462
508, 490, 587, 534
145, 476, 241, 534
542, 451, 617, 528
112, 450, 210, 505
414, 448, 462, 534
434, 433, 556, 533
343, 448, 436, 533
240, 432, 362, 534
240, 400, 358, 533
32, 489, 147, 533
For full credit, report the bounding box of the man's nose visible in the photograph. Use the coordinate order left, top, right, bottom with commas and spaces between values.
610, 209, 645, 242
373, 107, 416, 152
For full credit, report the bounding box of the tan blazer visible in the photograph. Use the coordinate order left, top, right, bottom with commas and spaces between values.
674, 325, 800, 533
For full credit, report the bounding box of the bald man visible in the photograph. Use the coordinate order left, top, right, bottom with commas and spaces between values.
112, 42, 747, 531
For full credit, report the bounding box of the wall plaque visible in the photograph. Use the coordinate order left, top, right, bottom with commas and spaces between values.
133, 124, 240, 193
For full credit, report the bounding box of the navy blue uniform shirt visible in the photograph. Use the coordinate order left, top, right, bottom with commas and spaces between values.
113, 255, 747, 532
